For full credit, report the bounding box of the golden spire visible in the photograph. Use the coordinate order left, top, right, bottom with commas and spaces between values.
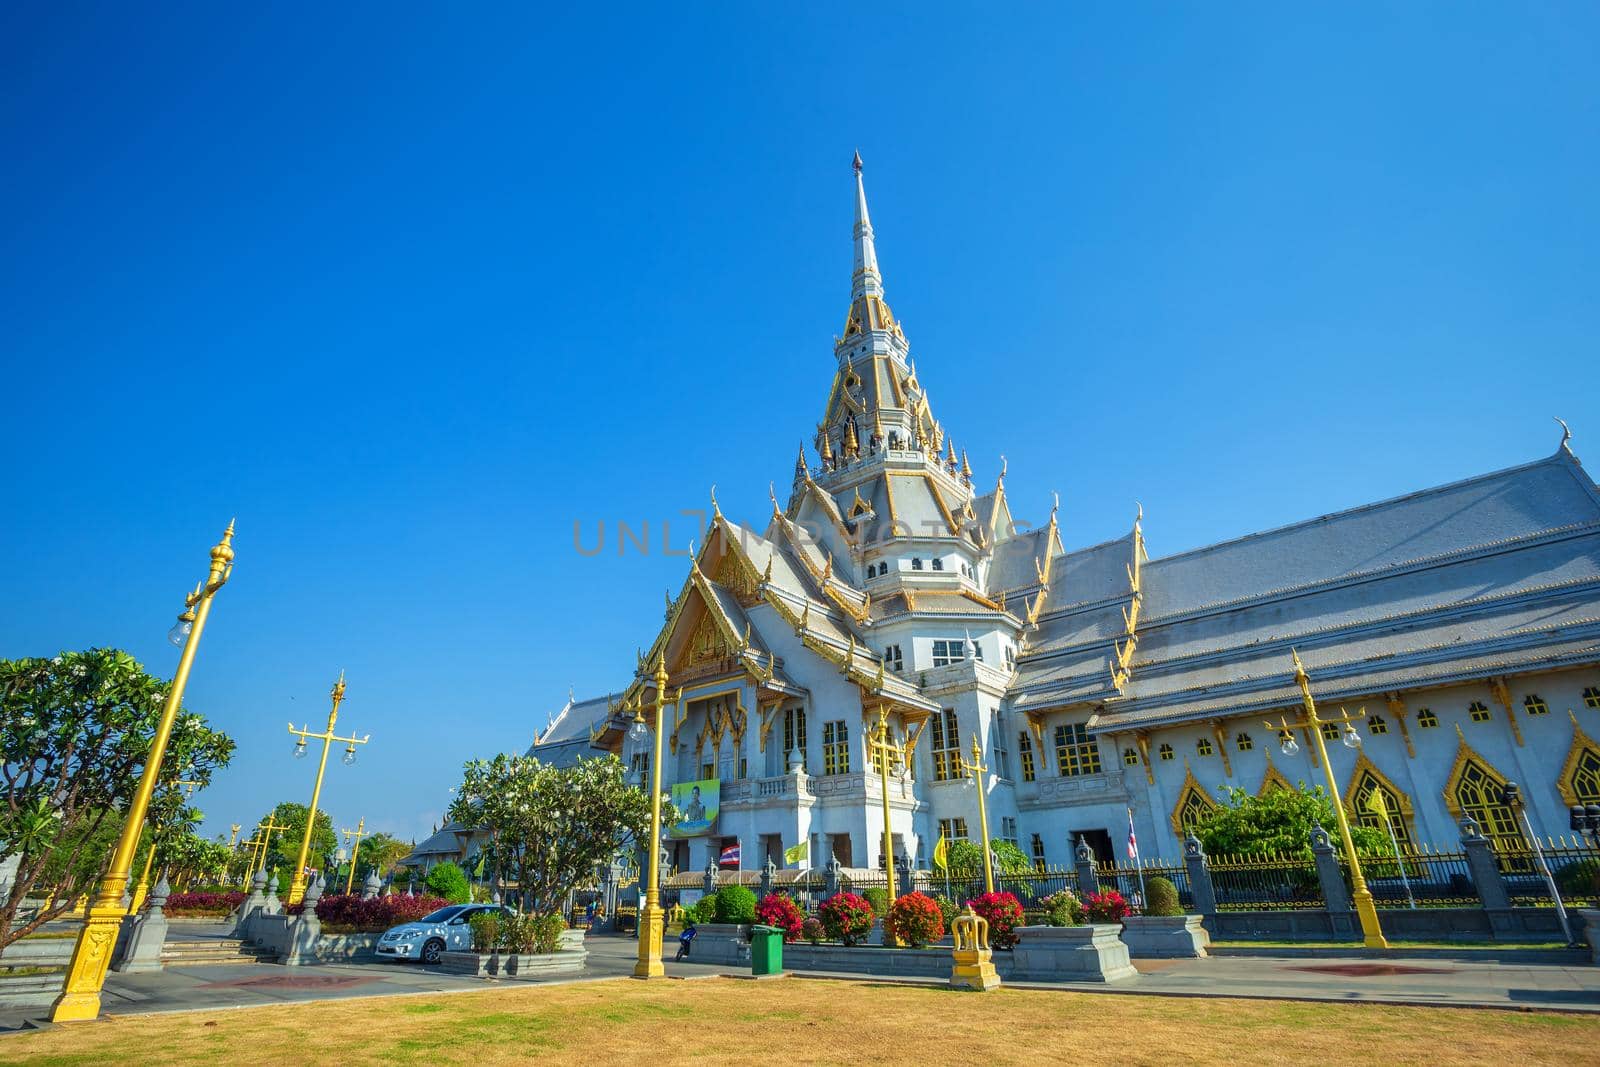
820, 432, 834, 463
961, 450, 972, 482
843, 418, 859, 458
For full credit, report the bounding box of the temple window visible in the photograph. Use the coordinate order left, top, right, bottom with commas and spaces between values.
932, 558, 944, 571
1236, 732, 1253, 751
931, 639, 966, 667
1123, 747, 1139, 766
1523, 694, 1549, 716
1196, 738, 1213, 757
1159, 743, 1174, 761
822, 720, 850, 775
1054, 723, 1102, 777
1367, 715, 1388, 734
1019, 732, 1036, 782
1468, 701, 1492, 723
1585, 687, 1600, 710
930, 709, 961, 782
783, 707, 808, 771
1417, 708, 1438, 728
1320, 722, 1341, 741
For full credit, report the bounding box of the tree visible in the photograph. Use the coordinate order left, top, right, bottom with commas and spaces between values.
945, 839, 1032, 879
1193, 784, 1388, 858
446, 753, 677, 918
0, 650, 234, 950
425, 861, 471, 903
251, 802, 336, 881
355, 832, 411, 878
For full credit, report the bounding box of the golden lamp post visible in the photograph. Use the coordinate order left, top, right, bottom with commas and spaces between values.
130, 778, 200, 914
1264, 650, 1388, 949
51, 520, 235, 1024
341, 817, 370, 895
245, 814, 290, 884
285, 673, 370, 905
866, 706, 907, 946
958, 733, 996, 895
628, 655, 671, 980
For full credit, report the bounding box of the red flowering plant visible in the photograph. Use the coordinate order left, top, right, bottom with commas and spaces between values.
1083, 889, 1129, 924
754, 893, 805, 942
164, 891, 246, 917
818, 891, 875, 945
966, 891, 1025, 950
311, 893, 452, 932
886, 891, 945, 948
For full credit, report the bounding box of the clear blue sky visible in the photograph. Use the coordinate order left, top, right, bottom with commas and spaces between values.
3, 4, 1596, 846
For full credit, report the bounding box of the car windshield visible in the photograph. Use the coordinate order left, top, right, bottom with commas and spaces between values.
418, 906, 469, 923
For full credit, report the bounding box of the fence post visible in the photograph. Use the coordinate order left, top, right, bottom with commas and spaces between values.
1459, 816, 1514, 935
703, 859, 718, 896
824, 856, 841, 899
1075, 838, 1100, 896
759, 858, 776, 901
1310, 827, 1356, 939
1184, 835, 1216, 917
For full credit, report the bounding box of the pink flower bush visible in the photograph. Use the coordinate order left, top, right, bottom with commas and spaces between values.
754, 893, 805, 942
818, 891, 875, 945
312, 893, 451, 931
966, 891, 1025, 950
164, 891, 246, 916
1083, 889, 1129, 924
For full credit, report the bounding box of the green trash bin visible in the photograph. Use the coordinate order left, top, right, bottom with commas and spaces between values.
750, 924, 784, 975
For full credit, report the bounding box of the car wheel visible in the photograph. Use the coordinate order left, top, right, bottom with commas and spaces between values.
421, 938, 445, 965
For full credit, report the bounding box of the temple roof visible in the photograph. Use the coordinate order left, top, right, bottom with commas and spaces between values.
1012, 445, 1600, 725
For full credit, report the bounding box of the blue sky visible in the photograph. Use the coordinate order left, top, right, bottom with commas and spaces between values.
3, 4, 1597, 846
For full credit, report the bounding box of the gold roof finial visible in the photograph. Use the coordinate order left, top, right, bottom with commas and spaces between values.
710, 483, 721, 519
961, 450, 972, 481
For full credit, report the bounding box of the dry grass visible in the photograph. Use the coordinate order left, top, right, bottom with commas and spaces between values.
4, 977, 1597, 1066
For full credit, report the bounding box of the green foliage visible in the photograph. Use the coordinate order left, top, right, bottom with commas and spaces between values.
499, 912, 567, 954
1555, 858, 1600, 899
930, 894, 962, 932
1039, 890, 1083, 927
425, 862, 471, 904
1192, 784, 1388, 858
468, 910, 501, 952
253, 802, 336, 881
944, 839, 1033, 879
0, 649, 234, 950
355, 832, 412, 877
712, 884, 757, 924
686, 896, 719, 925
446, 753, 678, 919
1144, 876, 1183, 917
861, 886, 889, 917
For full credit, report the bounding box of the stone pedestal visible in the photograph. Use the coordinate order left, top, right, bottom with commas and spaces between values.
1579, 909, 1600, 965
1012, 925, 1138, 982
949, 906, 1000, 991
1119, 914, 1209, 959
113, 876, 171, 973
688, 923, 750, 964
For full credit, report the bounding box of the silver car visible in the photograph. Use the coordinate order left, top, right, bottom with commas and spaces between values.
375, 903, 512, 965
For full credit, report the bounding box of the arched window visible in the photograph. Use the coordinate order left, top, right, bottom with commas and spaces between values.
1417, 708, 1438, 728
1196, 738, 1213, 757
1569, 748, 1600, 805
1453, 758, 1518, 851
1367, 715, 1388, 734
1585, 687, 1600, 709
911, 558, 923, 571
1523, 694, 1549, 716
1349, 767, 1413, 846
931, 558, 944, 571
1158, 743, 1174, 761
1176, 789, 1213, 833
1468, 701, 1492, 723
1122, 747, 1139, 766
1236, 732, 1253, 751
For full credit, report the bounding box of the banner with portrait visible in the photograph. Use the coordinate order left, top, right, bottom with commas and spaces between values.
669, 778, 719, 838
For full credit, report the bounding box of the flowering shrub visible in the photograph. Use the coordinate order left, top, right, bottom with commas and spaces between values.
886, 892, 944, 948
966, 891, 1024, 950
800, 916, 825, 944
754, 893, 805, 942
1038, 889, 1083, 927
312, 893, 451, 931
164, 891, 246, 916
818, 891, 875, 945
1083, 889, 1129, 924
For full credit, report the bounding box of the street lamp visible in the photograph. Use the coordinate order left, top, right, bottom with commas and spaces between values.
285, 673, 371, 905
866, 706, 907, 945
341, 817, 369, 895
634, 655, 672, 980
1502, 782, 1574, 944
1263, 650, 1388, 950
52, 520, 235, 1024
957, 733, 995, 895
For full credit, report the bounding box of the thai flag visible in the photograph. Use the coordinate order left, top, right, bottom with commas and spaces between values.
1126, 809, 1139, 862
720, 843, 741, 867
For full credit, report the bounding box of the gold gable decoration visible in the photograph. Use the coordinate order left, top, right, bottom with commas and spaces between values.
1257, 759, 1295, 796
1170, 760, 1219, 836
1557, 711, 1600, 807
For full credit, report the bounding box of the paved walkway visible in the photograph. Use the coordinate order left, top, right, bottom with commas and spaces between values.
4, 934, 1597, 1032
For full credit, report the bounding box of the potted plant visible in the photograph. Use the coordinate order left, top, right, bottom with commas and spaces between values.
1012, 887, 1137, 982
1118, 877, 1208, 958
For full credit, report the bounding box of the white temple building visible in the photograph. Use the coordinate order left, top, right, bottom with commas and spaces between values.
523, 156, 1600, 878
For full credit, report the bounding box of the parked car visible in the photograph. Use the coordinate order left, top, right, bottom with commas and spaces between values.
376, 903, 513, 964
